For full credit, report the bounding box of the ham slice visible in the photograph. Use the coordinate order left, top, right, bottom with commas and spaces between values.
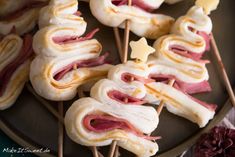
54, 52, 109, 80
121, 72, 155, 84
149, 74, 212, 94
52, 28, 99, 45
174, 80, 211, 95
188, 26, 211, 51
170, 45, 210, 64
187, 93, 217, 112
83, 114, 161, 140
198, 31, 211, 52
53, 28, 111, 81
107, 90, 146, 105
169, 29, 211, 64
0, 1, 48, 21
0, 35, 33, 96
73, 11, 82, 17
111, 0, 155, 12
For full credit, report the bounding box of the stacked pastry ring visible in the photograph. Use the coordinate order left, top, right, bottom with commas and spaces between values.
30, 0, 113, 101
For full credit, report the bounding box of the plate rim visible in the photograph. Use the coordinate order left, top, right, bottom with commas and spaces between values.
0, 118, 55, 157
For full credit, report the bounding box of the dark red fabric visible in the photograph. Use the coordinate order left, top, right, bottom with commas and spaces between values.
195, 127, 235, 157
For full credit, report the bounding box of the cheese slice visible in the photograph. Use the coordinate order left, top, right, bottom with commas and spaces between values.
130, 37, 155, 63
196, 0, 220, 15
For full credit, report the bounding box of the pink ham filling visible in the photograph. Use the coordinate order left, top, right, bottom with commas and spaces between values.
52, 28, 110, 81
73, 11, 82, 17
83, 114, 161, 140
0, 35, 33, 96
170, 29, 211, 63
0, 1, 48, 20
54, 52, 109, 80
107, 90, 146, 105
121, 72, 155, 84
149, 74, 212, 94
170, 45, 210, 64
187, 94, 217, 112
198, 31, 211, 51
52, 28, 99, 45
111, 0, 155, 12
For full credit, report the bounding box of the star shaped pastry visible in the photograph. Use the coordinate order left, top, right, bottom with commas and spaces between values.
130, 37, 155, 62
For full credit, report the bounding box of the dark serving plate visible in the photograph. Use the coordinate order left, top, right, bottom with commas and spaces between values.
0, 1, 235, 157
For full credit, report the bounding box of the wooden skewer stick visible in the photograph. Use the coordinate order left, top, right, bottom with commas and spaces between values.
78, 86, 86, 98
90, 147, 104, 157
109, 1, 132, 157
211, 33, 235, 107
91, 146, 99, 157
108, 141, 118, 157
122, 0, 132, 63
114, 145, 120, 157
113, 27, 123, 62
156, 79, 175, 114
110, 30, 122, 157
58, 101, 64, 157
27, 84, 102, 157
26, 83, 64, 124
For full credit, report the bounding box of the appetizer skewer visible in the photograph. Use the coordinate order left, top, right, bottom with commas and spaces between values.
108, 0, 179, 154
65, 30, 159, 157
65, 61, 160, 157
145, 1, 221, 128
0, 34, 33, 110
147, 6, 213, 95
30, 0, 112, 156
30, 0, 112, 101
